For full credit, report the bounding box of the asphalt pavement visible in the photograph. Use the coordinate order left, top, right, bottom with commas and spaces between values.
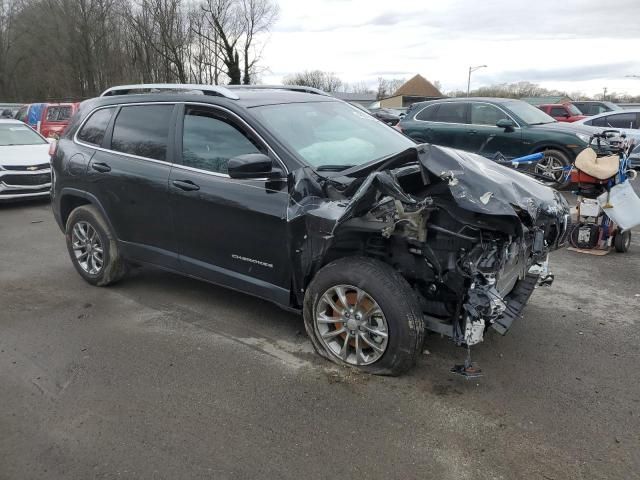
1, 198, 638, 480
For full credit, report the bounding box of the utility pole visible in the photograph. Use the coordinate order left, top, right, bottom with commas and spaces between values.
467, 65, 487, 97
603, 87, 607, 101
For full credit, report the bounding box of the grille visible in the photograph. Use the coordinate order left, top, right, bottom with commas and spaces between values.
1, 173, 51, 186
1, 163, 50, 171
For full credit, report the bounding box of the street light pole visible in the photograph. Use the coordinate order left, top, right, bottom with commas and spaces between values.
467, 65, 488, 97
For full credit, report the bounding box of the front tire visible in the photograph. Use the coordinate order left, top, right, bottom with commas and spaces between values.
303, 257, 425, 376
65, 205, 128, 286
535, 149, 571, 188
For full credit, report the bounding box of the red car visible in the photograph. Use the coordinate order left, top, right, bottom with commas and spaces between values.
538, 103, 586, 123
40, 103, 79, 138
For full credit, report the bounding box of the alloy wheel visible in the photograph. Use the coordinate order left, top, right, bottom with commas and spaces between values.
71, 221, 104, 275
315, 285, 389, 366
535, 154, 565, 182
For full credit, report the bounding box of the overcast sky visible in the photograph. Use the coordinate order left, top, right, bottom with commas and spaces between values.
260, 0, 640, 96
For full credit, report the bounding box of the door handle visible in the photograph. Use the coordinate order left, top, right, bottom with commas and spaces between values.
91, 162, 111, 173
468, 130, 478, 135
172, 179, 200, 191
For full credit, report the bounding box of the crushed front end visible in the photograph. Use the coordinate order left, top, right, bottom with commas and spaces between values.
288, 144, 570, 367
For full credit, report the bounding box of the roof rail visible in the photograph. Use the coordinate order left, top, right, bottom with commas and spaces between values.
100, 83, 240, 100
225, 85, 330, 96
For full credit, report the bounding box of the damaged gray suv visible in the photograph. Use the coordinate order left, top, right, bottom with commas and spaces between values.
51, 84, 570, 375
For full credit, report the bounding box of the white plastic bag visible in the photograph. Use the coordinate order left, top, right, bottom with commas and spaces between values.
597, 180, 640, 231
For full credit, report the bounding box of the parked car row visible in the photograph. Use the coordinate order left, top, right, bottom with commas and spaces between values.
397, 97, 603, 186
14, 102, 79, 138
536, 101, 622, 123
0, 101, 79, 202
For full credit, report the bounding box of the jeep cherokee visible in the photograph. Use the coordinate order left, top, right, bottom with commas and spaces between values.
51, 84, 570, 375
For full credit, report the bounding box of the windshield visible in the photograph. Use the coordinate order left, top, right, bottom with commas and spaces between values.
505, 101, 557, 125
251, 101, 415, 170
0, 123, 46, 146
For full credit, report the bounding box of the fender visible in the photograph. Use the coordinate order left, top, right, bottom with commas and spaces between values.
528, 142, 575, 160
56, 188, 118, 238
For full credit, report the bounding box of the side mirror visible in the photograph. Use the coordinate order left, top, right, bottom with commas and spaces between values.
227, 153, 279, 179
564, 112, 570, 118
496, 119, 515, 132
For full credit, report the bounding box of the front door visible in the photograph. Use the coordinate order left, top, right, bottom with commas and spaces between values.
169, 104, 290, 305
465, 103, 523, 159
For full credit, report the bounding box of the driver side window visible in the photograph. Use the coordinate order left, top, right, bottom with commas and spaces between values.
470, 103, 509, 126
182, 107, 264, 175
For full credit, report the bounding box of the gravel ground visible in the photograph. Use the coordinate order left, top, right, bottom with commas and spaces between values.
1, 197, 638, 480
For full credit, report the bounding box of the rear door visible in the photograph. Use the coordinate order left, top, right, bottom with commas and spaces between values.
168, 104, 290, 304
85, 103, 178, 266
406, 102, 469, 148
464, 102, 523, 158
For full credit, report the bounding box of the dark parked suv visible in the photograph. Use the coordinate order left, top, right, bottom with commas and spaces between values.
51, 84, 569, 375
399, 98, 597, 186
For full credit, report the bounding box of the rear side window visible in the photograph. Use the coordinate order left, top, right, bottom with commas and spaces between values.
550, 107, 567, 117
415, 105, 438, 121
77, 107, 115, 146
111, 105, 174, 161
182, 107, 263, 174
601, 113, 638, 129
46, 106, 73, 122
432, 103, 467, 123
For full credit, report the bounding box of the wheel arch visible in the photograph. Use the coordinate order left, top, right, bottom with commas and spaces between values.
59, 188, 117, 236
529, 142, 575, 160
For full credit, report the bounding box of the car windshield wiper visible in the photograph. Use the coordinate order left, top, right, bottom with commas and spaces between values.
529, 121, 555, 126
316, 164, 357, 172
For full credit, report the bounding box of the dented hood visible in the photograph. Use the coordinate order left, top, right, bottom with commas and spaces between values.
417, 144, 568, 221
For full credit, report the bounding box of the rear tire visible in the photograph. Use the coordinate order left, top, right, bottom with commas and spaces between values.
614, 230, 631, 253
65, 205, 128, 286
303, 256, 425, 376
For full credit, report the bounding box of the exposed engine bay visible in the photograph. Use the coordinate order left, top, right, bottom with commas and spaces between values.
287, 144, 570, 354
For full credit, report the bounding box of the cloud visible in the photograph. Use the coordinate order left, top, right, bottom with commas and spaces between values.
262, 0, 640, 96
483, 62, 640, 84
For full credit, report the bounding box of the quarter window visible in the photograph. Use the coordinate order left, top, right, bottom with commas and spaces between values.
470, 103, 510, 126
182, 107, 263, 174
77, 107, 115, 146
111, 104, 174, 161
432, 103, 467, 124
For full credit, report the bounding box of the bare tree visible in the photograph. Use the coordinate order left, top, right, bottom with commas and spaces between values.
376, 77, 405, 99
239, 0, 277, 84
283, 70, 343, 92
339, 80, 374, 94
0, 0, 279, 100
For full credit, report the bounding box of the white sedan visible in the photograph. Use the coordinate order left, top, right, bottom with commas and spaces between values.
0, 119, 52, 201
574, 109, 640, 139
